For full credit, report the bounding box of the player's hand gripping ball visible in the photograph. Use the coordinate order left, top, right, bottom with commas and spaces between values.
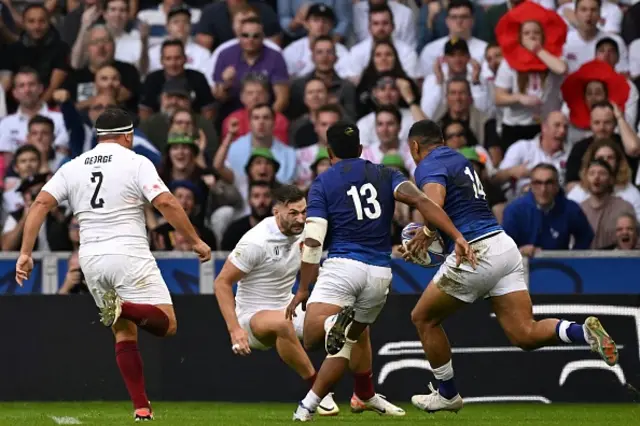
401, 223, 446, 267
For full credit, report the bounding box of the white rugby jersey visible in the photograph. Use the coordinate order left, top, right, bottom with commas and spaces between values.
42, 142, 169, 258
229, 216, 303, 314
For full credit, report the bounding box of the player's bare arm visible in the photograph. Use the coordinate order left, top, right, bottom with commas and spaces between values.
394, 181, 476, 268
15, 191, 58, 286
214, 261, 251, 356
152, 192, 211, 262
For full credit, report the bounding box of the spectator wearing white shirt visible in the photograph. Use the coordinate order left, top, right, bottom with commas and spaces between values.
102, 0, 144, 69
494, 111, 569, 198
146, 5, 210, 76
562, 0, 628, 73
494, 2, 568, 152
420, 0, 488, 78
0, 68, 68, 184
350, 3, 421, 80
557, 0, 623, 34
352, 0, 417, 50
2, 144, 40, 217
421, 39, 490, 119
480, 42, 504, 131
137, 0, 202, 49
284, 4, 355, 80
360, 105, 415, 175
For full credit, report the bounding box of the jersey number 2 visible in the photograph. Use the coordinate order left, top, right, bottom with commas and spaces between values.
464, 166, 486, 200
347, 183, 381, 220
90, 171, 105, 209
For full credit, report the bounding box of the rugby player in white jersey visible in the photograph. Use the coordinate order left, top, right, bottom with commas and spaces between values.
215, 184, 404, 416
15, 108, 212, 422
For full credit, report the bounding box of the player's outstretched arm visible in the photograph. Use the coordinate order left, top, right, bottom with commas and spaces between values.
152, 192, 211, 262
16, 191, 58, 285
214, 260, 251, 356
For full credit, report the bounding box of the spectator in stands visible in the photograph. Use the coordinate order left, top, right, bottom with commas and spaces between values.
565, 102, 640, 190
213, 17, 290, 117
0, 69, 68, 183
361, 105, 415, 174
502, 163, 594, 256
558, 0, 623, 34
195, 0, 282, 51
419, 0, 487, 77
480, 42, 503, 119
355, 40, 420, 118
60, 0, 101, 48
2, 145, 40, 215
137, 0, 202, 48
495, 111, 569, 198
580, 159, 635, 248
287, 35, 357, 121
289, 78, 329, 148
221, 180, 273, 250
140, 40, 215, 121
443, 120, 495, 176
494, 1, 567, 151
168, 110, 210, 169
284, 4, 354, 80
458, 146, 506, 222
24, 115, 66, 175
146, 6, 210, 76
310, 147, 331, 179
58, 217, 88, 295
2, 5, 70, 104
421, 39, 490, 119
100, 0, 144, 68
431, 77, 491, 150
294, 103, 341, 189
357, 74, 426, 147
562, 60, 635, 144
563, 0, 628, 74
567, 139, 640, 221
152, 180, 216, 251
217, 104, 296, 185
280, 0, 352, 43
222, 74, 289, 144
352, 0, 416, 50
138, 78, 218, 154
2, 173, 71, 252
67, 25, 140, 113
612, 213, 640, 249
350, 4, 421, 81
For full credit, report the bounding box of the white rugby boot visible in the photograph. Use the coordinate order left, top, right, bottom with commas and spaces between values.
351, 393, 405, 416
292, 403, 314, 422
100, 288, 122, 327
411, 383, 463, 413
317, 393, 340, 416
584, 316, 619, 366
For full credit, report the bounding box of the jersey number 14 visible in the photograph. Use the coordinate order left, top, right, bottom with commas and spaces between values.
464, 166, 486, 200
347, 183, 381, 220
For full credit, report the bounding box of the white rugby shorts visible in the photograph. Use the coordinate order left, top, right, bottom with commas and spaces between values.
236, 303, 305, 350
433, 231, 527, 303
307, 258, 392, 324
80, 254, 173, 307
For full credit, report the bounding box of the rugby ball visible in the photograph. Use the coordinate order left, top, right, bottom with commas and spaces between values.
401, 223, 446, 267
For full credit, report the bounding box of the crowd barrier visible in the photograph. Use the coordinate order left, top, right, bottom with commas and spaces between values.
0, 294, 638, 402
0, 251, 639, 295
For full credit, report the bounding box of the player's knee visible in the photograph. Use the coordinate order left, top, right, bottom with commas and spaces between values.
411, 307, 438, 329
274, 319, 296, 338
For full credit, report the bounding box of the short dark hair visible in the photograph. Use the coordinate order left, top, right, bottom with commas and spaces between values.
15, 144, 40, 160
305, 77, 327, 91
272, 184, 305, 206
311, 35, 334, 50
317, 103, 343, 119
587, 158, 614, 176
241, 16, 263, 26
28, 115, 54, 133
161, 39, 185, 57
15, 67, 41, 84
327, 120, 360, 159
486, 42, 500, 51
446, 76, 471, 96
23, 4, 48, 18
94, 107, 133, 139
250, 102, 274, 119
241, 73, 270, 92
375, 105, 402, 125
531, 163, 559, 180
448, 0, 474, 14
249, 180, 272, 193
408, 120, 445, 148
576, 0, 601, 8
590, 100, 614, 112
369, 3, 393, 22
105, 0, 128, 10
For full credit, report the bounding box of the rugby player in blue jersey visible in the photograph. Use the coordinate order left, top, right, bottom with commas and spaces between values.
287, 121, 475, 421
403, 119, 618, 414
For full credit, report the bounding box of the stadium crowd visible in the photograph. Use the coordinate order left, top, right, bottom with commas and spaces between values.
0, 0, 639, 285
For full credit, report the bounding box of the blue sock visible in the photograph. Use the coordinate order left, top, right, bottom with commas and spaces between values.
556, 320, 587, 344
438, 378, 457, 400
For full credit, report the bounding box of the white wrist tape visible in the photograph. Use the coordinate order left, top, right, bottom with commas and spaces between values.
302, 217, 328, 264
302, 245, 323, 264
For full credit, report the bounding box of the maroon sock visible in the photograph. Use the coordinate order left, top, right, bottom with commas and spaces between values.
353, 370, 375, 400
305, 373, 317, 388
121, 302, 169, 337
115, 341, 149, 410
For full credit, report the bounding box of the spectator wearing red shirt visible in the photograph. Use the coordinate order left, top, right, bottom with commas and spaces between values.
221, 73, 289, 143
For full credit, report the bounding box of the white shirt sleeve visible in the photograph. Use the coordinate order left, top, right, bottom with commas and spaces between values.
602, 4, 622, 34
494, 60, 514, 90
228, 240, 265, 274
470, 81, 491, 113
283, 44, 299, 77
148, 45, 162, 74
420, 75, 443, 119
614, 34, 630, 73
397, 42, 422, 79
499, 141, 525, 170
136, 157, 169, 202
41, 165, 69, 204
0, 119, 12, 153
2, 215, 16, 234
625, 80, 638, 130
629, 40, 640, 79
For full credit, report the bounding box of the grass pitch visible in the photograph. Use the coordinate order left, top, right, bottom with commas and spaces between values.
0, 402, 638, 426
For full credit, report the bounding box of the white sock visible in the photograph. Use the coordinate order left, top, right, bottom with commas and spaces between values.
582, 324, 592, 343
432, 360, 454, 381
324, 315, 337, 332
301, 390, 322, 412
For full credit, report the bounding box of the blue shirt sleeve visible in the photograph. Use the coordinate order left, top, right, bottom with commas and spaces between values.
569, 201, 594, 249
331, 0, 353, 38
415, 159, 448, 189
307, 178, 328, 219
501, 201, 522, 246
390, 168, 408, 192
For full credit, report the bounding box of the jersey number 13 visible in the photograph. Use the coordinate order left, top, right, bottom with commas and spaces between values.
347, 183, 381, 220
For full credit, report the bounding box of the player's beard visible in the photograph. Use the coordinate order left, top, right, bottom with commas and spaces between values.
250, 205, 271, 222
